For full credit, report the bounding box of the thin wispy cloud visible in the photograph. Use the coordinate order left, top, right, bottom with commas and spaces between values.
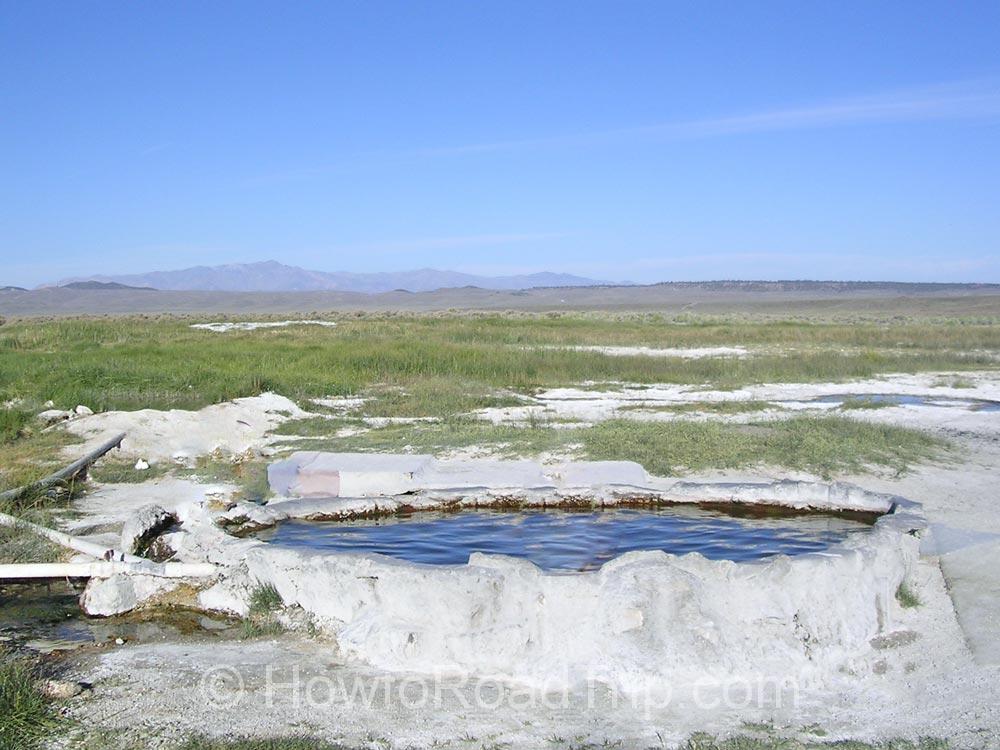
418, 79, 1000, 157
241, 79, 1000, 187
355, 231, 570, 252
138, 142, 172, 156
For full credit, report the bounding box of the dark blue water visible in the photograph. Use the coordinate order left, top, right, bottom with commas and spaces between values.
256, 506, 873, 571
810, 393, 1000, 411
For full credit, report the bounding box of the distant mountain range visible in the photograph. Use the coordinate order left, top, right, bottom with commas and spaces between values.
61, 281, 155, 291
55, 261, 608, 293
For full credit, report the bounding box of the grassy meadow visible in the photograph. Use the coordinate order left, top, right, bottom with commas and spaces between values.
1, 314, 998, 414
0, 312, 990, 539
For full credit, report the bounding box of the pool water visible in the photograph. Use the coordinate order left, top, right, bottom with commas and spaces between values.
255, 505, 875, 571
809, 393, 1000, 411
0, 582, 241, 654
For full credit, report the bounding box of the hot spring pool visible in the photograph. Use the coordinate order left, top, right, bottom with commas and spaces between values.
809, 393, 1000, 411
254, 504, 875, 570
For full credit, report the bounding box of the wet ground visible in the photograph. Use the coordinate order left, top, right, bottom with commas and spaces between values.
805, 393, 1000, 411
0, 581, 242, 655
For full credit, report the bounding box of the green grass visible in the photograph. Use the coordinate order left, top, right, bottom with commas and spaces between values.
135, 734, 947, 750
0, 316, 997, 413
839, 398, 895, 410
682, 735, 947, 750
896, 582, 921, 608
78, 732, 351, 750
174, 739, 348, 750
933, 376, 975, 389
240, 583, 285, 639
0, 651, 56, 750
0, 425, 84, 564
351, 377, 525, 418
0, 518, 66, 564
0, 407, 32, 445
249, 584, 282, 615
275, 417, 577, 458
278, 414, 945, 479
617, 400, 780, 414
59, 727, 959, 750
239, 617, 286, 639
271, 416, 361, 436
0, 419, 81, 500
740, 720, 776, 733
177, 457, 273, 504
583, 417, 945, 478
88, 457, 169, 483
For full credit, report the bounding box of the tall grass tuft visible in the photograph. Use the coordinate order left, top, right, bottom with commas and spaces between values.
241, 583, 285, 639
0, 408, 32, 446
0, 652, 56, 750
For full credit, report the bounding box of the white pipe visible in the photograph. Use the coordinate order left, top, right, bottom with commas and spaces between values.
0, 511, 145, 563
0, 561, 219, 580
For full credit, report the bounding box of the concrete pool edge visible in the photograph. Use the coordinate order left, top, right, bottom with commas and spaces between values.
243, 481, 922, 690
80, 456, 927, 694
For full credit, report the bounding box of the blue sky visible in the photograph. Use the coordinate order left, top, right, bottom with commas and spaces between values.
2, 1, 999, 286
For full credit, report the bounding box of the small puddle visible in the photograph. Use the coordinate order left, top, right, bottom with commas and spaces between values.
255, 505, 875, 571
807, 393, 1000, 411
0, 581, 242, 653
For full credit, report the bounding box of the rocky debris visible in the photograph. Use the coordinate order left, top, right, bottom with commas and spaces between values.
276, 605, 318, 633
82, 573, 186, 617
25, 638, 88, 654
120, 504, 177, 557
37, 408, 73, 425
37, 679, 86, 699
871, 630, 921, 650
35, 404, 95, 425
198, 615, 232, 631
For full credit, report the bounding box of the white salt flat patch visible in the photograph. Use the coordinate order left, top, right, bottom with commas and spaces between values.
190, 320, 337, 333
65, 477, 234, 532
64, 392, 310, 462
474, 371, 1000, 426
